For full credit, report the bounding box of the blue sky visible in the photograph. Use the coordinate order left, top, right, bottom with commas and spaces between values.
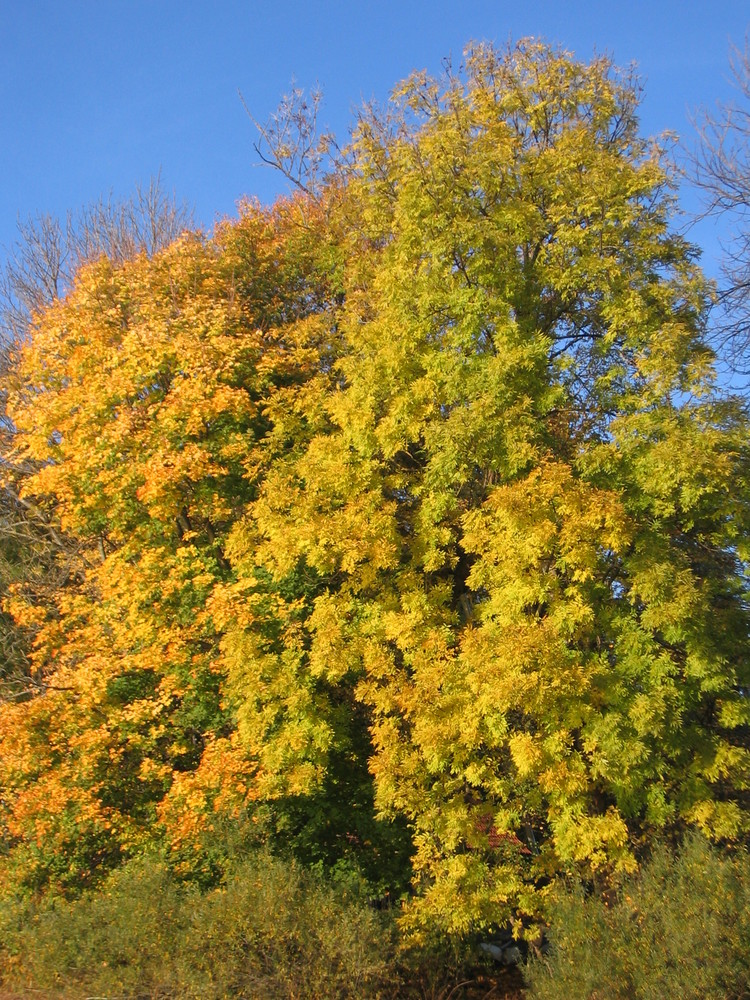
1, 1, 749, 281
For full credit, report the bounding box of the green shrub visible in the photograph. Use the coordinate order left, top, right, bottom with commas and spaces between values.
0, 851, 397, 999
177, 852, 396, 999
525, 833, 750, 1000
0, 856, 186, 998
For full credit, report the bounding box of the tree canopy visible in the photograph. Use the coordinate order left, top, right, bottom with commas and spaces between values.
1, 41, 749, 940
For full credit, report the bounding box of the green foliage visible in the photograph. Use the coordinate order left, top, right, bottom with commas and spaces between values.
253, 745, 415, 898
0, 857, 185, 998
0, 851, 397, 1000
525, 834, 750, 1000
181, 852, 396, 1000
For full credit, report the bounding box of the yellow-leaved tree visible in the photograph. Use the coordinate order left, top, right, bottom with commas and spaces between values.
232, 41, 750, 934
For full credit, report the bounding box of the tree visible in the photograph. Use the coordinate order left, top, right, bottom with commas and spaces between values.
240, 40, 750, 934
0, 191, 410, 895
0, 174, 193, 343
0, 176, 194, 703
692, 40, 750, 375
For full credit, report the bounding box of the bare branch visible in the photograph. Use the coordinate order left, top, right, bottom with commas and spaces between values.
691, 38, 750, 375
240, 83, 334, 200
0, 174, 194, 345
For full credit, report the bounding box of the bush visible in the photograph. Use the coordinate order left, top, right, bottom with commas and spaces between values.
0, 851, 397, 999
525, 833, 750, 1000
0, 856, 188, 998
178, 852, 397, 999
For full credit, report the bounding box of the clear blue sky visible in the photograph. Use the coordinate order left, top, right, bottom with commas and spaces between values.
1, 0, 748, 280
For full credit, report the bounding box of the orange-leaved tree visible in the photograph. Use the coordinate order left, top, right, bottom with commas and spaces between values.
0, 195, 352, 892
